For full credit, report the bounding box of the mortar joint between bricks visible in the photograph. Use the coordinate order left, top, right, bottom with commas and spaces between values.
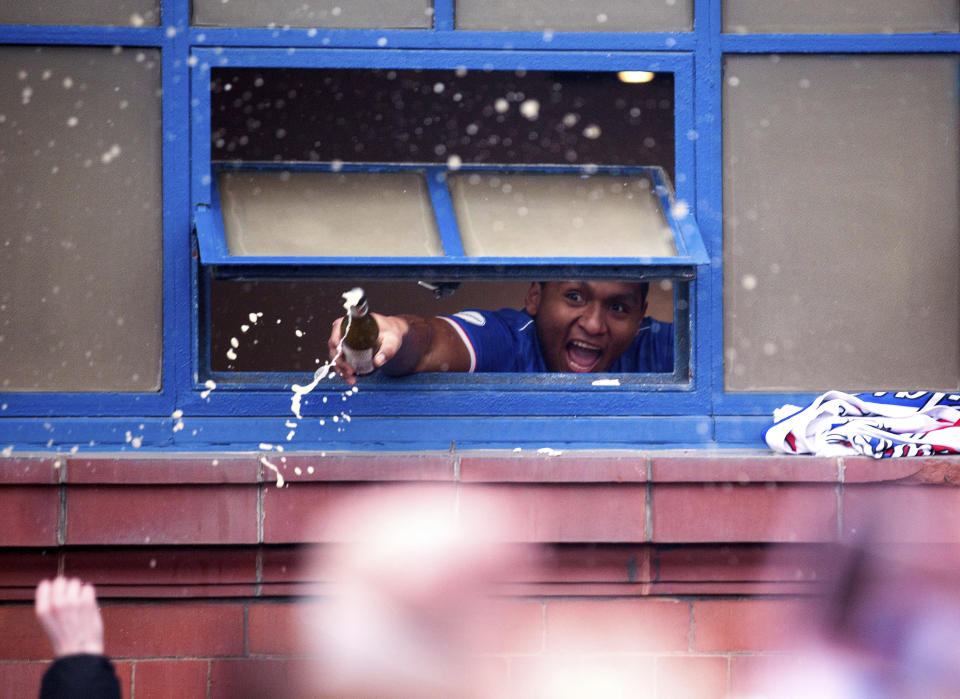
256, 458, 265, 545
255, 549, 263, 597
58, 481, 67, 547
645, 454, 653, 543
539, 599, 547, 654
836, 457, 845, 541
243, 603, 250, 657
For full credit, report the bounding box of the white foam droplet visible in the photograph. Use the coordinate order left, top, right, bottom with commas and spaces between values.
519, 99, 540, 120
582, 124, 602, 139
260, 457, 284, 488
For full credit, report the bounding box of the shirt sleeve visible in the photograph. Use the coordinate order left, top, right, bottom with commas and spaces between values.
39, 654, 121, 699
441, 310, 531, 373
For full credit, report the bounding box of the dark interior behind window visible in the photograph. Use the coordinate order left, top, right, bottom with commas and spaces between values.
210, 67, 675, 178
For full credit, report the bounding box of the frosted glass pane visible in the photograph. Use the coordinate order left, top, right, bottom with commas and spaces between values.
193, 0, 432, 28
219, 171, 444, 257
449, 172, 677, 258
724, 0, 958, 33
0, 1, 159, 26
0, 46, 163, 392
724, 55, 960, 392
456, 0, 692, 31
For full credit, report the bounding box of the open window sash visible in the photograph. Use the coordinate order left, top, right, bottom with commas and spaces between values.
194, 163, 707, 281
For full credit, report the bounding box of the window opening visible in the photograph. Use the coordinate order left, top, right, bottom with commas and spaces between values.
197, 61, 699, 389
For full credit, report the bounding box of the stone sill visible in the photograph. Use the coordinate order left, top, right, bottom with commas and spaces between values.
5, 449, 960, 485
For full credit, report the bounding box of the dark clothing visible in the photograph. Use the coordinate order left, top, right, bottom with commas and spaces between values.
39, 654, 121, 699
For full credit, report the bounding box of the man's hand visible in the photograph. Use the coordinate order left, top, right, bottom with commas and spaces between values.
35, 577, 105, 657
328, 312, 470, 385
328, 313, 410, 386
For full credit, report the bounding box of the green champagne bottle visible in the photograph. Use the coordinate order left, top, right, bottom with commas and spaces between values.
340, 288, 379, 376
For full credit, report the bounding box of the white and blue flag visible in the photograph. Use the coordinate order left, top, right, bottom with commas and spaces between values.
765, 391, 960, 458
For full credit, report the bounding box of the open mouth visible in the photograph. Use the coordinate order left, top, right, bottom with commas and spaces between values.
565, 340, 603, 372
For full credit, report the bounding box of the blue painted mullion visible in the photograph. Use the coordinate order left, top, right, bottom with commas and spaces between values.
190, 52, 214, 208
184, 27, 697, 51
721, 32, 960, 54
698, 0, 724, 417
0, 25, 166, 46
162, 0, 194, 412
161, 0, 190, 34
432, 0, 455, 31
192, 46, 692, 73
425, 167, 465, 257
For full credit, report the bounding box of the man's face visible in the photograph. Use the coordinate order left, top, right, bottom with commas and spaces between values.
524, 281, 648, 373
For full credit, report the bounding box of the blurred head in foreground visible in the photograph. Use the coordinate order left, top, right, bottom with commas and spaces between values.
298, 487, 528, 698
741, 488, 960, 699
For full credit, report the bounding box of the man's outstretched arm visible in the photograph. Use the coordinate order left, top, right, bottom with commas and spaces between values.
329, 313, 472, 386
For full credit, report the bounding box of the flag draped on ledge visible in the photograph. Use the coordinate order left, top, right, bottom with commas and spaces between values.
764, 391, 960, 458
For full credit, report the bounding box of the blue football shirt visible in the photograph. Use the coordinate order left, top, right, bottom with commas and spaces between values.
441, 308, 673, 373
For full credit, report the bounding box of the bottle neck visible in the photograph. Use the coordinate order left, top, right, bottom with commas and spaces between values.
349, 302, 369, 318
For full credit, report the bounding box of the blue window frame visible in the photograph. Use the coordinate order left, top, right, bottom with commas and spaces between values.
187, 48, 708, 438
0, 0, 957, 450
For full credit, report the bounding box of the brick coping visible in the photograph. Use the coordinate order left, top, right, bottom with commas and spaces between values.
3, 449, 960, 485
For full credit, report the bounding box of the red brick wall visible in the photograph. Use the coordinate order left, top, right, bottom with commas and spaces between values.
1, 451, 958, 698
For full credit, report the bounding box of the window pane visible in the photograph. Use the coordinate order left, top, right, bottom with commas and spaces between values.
0, 1, 159, 26
218, 170, 444, 257
449, 172, 677, 257
193, 0, 431, 28
0, 46, 163, 392
211, 69, 675, 179
724, 55, 960, 392
456, 0, 692, 32
723, 0, 959, 34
